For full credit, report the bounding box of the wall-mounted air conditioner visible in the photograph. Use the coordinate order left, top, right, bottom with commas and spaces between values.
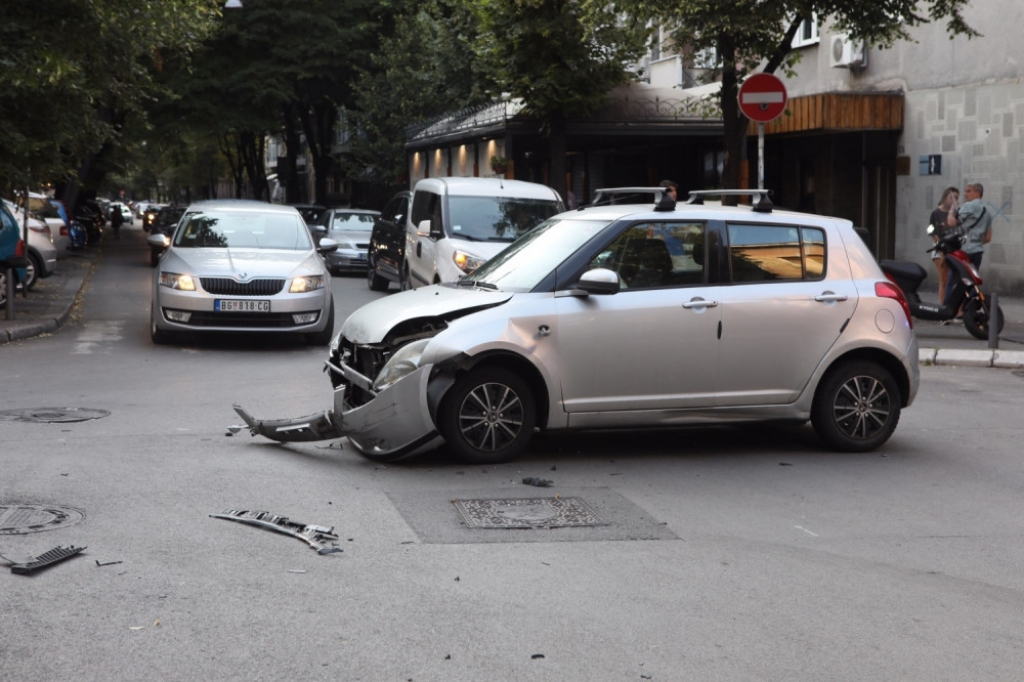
829, 34, 866, 68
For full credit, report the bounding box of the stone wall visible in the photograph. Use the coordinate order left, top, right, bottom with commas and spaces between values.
896, 82, 1024, 296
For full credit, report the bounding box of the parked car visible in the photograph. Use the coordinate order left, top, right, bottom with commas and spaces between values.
148, 205, 187, 266
403, 177, 563, 289
73, 201, 105, 245
311, 208, 380, 275
4, 199, 56, 291
0, 201, 28, 307
22, 194, 72, 258
366, 191, 410, 291
288, 204, 326, 227
238, 188, 920, 464
50, 200, 87, 250
148, 200, 339, 345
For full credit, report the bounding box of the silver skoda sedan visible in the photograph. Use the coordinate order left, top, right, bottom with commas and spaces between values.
149, 200, 338, 345
238, 189, 919, 463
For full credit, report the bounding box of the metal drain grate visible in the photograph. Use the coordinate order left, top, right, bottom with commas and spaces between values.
453, 497, 605, 529
0, 407, 110, 423
0, 505, 86, 535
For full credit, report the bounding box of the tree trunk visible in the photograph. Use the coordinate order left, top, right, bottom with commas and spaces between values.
718, 35, 748, 205
547, 114, 568, 201
297, 100, 335, 205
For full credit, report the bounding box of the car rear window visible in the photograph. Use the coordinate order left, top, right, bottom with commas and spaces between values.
726, 224, 826, 282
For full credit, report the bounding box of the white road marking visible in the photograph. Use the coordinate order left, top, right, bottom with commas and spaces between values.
795, 525, 819, 537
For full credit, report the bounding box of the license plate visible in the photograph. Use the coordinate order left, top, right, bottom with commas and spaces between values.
215, 299, 270, 312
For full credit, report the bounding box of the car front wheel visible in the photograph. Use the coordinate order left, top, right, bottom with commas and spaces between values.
439, 367, 536, 464
811, 361, 901, 452
367, 260, 389, 291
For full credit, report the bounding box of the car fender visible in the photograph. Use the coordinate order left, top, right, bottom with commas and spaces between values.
421, 294, 567, 429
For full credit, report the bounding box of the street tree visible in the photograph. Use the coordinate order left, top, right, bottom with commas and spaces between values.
0, 0, 217, 202
471, 0, 649, 199
347, 0, 494, 192
586, 0, 978, 197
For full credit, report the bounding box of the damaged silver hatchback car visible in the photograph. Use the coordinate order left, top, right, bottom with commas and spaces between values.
236, 188, 919, 464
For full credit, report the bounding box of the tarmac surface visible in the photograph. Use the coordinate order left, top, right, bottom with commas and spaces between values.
3, 231, 1024, 369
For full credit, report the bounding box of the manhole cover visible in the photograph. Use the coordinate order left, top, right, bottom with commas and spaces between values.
453, 497, 605, 529
0, 407, 110, 423
0, 505, 86, 535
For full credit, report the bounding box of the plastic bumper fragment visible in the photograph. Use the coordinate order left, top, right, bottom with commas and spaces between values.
1, 545, 87, 574
210, 510, 342, 554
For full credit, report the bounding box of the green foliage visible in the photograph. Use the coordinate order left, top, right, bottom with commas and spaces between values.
346, 0, 494, 186
0, 0, 218, 193
471, 0, 650, 131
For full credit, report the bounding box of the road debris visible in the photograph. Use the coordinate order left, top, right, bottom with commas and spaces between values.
1, 545, 87, 574
95, 559, 122, 567
210, 509, 343, 554
521, 477, 553, 487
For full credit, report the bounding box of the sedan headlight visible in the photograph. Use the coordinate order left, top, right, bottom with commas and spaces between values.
290, 275, 325, 293
453, 250, 486, 274
159, 272, 196, 291
373, 339, 430, 392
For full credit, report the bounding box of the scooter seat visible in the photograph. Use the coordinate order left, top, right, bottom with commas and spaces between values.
880, 259, 928, 284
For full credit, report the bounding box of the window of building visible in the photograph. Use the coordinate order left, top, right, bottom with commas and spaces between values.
791, 14, 819, 48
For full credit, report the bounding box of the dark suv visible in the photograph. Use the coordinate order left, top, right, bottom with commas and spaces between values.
148, 205, 186, 266
366, 191, 410, 291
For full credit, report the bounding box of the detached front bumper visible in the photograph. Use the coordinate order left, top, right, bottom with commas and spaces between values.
233, 364, 439, 459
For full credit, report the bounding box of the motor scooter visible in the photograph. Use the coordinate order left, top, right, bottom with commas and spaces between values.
879, 225, 1003, 340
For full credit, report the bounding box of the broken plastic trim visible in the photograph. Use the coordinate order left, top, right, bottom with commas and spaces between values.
1, 545, 87, 574
233, 404, 345, 443
210, 509, 343, 554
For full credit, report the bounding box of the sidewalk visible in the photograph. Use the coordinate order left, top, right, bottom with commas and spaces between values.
0, 246, 100, 344
2, 238, 1024, 369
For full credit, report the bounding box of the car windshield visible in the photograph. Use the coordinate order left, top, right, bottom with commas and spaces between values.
448, 196, 560, 242
330, 213, 376, 232
173, 210, 311, 249
461, 218, 611, 292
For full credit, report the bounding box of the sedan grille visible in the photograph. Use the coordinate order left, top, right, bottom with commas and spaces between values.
200, 278, 285, 296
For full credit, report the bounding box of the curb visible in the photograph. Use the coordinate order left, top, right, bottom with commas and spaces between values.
919, 347, 1024, 368
0, 250, 99, 346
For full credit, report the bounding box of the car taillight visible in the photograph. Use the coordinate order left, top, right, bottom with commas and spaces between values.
15, 239, 25, 257
875, 281, 913, 329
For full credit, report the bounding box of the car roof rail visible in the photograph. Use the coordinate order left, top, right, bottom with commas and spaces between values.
685, 189, 773, 213
587, 187, 674, 209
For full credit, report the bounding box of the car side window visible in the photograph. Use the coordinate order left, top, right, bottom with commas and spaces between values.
410, 192, 439, 231
726, 224, 826, 282
588, 222, 706, 290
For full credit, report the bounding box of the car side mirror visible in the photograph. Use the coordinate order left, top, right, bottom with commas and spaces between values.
318, 237, 339, 254
147, 233, 170, 250
416, 219, 431, 237
576, 268, 620, 295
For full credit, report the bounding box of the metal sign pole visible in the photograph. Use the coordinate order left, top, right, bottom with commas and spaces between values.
758, 123, 765, 190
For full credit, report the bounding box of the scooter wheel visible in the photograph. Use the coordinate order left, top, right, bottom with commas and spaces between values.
963, 299, 1004, 340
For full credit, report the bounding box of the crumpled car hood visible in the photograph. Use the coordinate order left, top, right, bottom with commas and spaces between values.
340, 285, 513, 344
163, 248, 323, 278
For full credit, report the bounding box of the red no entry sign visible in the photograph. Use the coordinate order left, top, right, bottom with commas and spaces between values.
738, 73, 788, 123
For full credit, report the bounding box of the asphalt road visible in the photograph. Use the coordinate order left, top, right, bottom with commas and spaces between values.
2, 229, 1023, 681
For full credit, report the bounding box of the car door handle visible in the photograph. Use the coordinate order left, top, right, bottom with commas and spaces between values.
814, 292, 848, 302
682, 298, 719, 309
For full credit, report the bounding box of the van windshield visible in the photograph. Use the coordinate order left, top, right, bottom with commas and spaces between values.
448, 197, 560, 242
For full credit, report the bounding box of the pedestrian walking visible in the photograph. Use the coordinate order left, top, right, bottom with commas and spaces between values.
110, 205, 124, 240
930, 186, 959, 305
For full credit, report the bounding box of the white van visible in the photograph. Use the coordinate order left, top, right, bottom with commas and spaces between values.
403, 177, 563, 288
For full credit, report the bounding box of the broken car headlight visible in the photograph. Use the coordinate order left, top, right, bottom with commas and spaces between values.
290, 275, 325, 293
372, 339, 430, 392
453, 250, 486, 274
159, 272, 196, 291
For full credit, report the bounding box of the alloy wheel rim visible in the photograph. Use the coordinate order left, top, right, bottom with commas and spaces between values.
832, 375, 891, 440
458, 382, 524, 452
